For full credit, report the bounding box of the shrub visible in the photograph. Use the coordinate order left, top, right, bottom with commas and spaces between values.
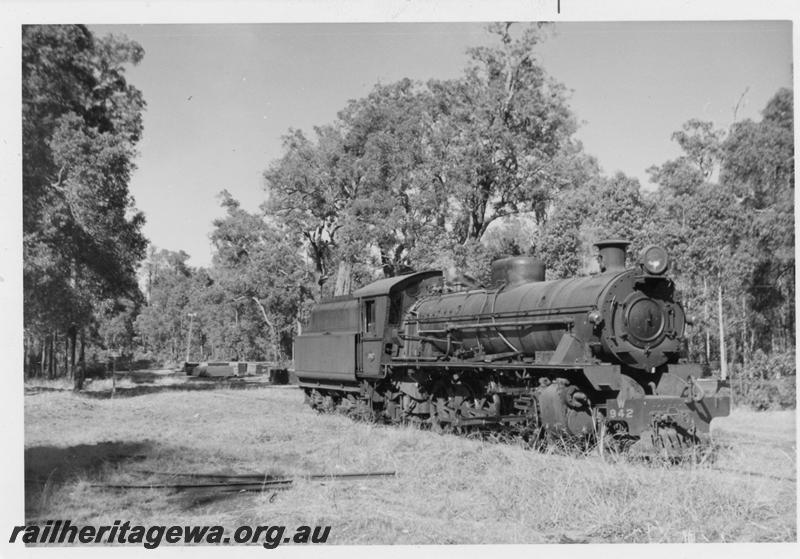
739, 348, 796, 380
732, 376, 796, 410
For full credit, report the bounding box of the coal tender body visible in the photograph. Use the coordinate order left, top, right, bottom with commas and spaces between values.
294, 241, 730, 454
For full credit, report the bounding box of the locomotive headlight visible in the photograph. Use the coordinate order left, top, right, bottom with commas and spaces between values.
640, 245, 669, 275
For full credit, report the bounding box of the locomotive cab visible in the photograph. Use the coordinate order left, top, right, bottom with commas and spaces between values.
352, 271, 443, 377
294, 271, 442, 389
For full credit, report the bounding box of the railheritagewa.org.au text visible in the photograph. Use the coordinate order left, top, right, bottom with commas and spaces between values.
9, 520, 331, 549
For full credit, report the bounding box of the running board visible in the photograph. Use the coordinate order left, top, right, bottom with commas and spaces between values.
297, 379, 362, 393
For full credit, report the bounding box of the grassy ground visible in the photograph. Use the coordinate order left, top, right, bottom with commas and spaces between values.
23, 382, 796, 544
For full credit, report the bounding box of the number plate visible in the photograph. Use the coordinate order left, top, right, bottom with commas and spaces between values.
607, 407, 634, 420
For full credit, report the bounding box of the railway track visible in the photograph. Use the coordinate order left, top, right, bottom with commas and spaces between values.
90, 470, 397, 493
82, 464, 793, 496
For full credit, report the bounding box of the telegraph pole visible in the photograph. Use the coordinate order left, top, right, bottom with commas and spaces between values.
718, 286, 728, 380
185, 312, 197, 363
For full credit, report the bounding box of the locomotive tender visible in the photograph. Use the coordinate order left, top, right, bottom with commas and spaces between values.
295, 240, 730, 453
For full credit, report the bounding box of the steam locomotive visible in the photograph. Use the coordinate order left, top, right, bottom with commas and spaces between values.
294, 240, 730, 454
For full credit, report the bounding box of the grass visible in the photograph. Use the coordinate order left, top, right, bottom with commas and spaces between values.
23, 382, 797, 544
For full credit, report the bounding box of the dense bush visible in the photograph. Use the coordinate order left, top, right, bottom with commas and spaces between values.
732, 376, 796, 411
728, 348, 796, 409
737, 348, 796, 380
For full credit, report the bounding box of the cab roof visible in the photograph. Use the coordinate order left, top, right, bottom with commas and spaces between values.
351, 270, 442, 298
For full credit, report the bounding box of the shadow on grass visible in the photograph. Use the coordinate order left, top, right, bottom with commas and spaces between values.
24, 382, 218, 399
25, 441, 153, 519
24, 440, 270, 517
113, 370, 182, 383
82, 382, 222, 399
23, 386, 67, 395
82, 379, 284, 399
25, 377, 288, 399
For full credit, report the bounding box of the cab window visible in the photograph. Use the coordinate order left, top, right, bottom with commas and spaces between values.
388, 293, 402, 325
364, 300, 376, 334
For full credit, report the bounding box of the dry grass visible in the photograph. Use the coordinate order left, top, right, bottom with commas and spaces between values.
23, 384, 796, 544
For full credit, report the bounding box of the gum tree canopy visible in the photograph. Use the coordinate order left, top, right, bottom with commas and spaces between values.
22, 25, 147, 386
264, 23, 585, 293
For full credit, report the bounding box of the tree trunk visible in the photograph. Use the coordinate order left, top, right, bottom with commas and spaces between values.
251, 297, 278, 363
147, 264, 152, 304
68, 325, 77, 380
74, 329, 86, 391
434, 176, 447, 230
185, 313, 195, 363
56, 334, 61, 378
43, 335, 48, 379
64, 331, 70, 379
55, 331, 61, 377
80, 329, 85, 381
703, 278, 710, 362
109, 357, 115, 398
40, 336, 47, 379
37, 337, 44, 378
47, 333, 56, 380
740, 296, 748, 368
25, 333, 33, 379
334, 261, 352, 295
718, 285, 727, 380
23, 336, 28, 379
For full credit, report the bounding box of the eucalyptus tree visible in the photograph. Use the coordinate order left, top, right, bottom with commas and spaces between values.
646, 88, 794, 362
210, 191, 314, 360
133, 249, 198, 363
720, 88, 794, 353
22, 25, 147, 386
264, 23, 587, 293
426, 23, 581, 243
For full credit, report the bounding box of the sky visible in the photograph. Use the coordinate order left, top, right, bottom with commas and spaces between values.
81, 20, 792, 267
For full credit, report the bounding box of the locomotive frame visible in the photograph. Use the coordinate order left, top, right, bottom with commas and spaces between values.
294, 240, 731, 455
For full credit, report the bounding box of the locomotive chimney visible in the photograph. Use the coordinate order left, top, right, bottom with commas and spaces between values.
594, 240, 630, 272
491, 256, 546, 287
